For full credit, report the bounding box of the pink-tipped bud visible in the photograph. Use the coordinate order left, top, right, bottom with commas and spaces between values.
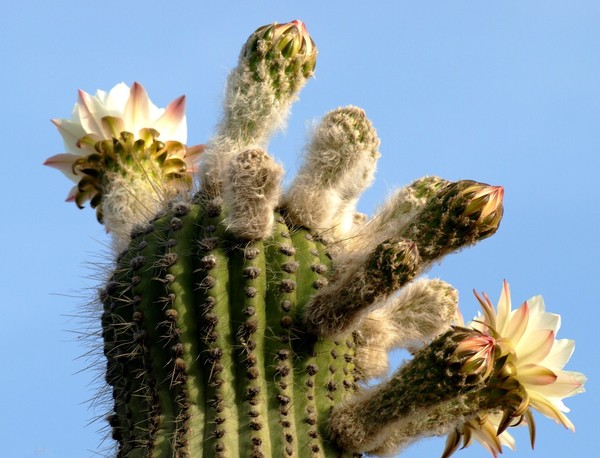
453, 330, 496, 380
459, 183, 504, 238
244, 20, 317, 77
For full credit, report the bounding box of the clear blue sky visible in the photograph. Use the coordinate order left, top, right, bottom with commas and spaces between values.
3, 1, 598, 457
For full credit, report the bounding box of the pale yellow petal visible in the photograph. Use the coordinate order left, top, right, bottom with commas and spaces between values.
527, 296, 561, 333
496, 279, 512, 335
517, 363, 557, 386
539, 338, 575, 371
505, 301, 529, 344
516, 329, 554, 365
529, 391, 575, 431
532, 371, 586, 399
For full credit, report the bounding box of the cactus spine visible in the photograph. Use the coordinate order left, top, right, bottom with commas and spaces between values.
50, 20, 588, 458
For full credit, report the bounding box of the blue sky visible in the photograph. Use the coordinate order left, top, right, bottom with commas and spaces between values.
3, 1, 598, 457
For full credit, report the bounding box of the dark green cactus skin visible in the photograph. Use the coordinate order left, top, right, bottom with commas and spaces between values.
101, 197, 359, 458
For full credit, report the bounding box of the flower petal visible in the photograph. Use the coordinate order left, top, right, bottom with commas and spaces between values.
52, 118, 86, 153
65, 185, 77, 202
505, 300, 529, 343
516, 329, 555, 365
527, 296, 561, 332
517, 364, 557, 386
496, 279, 512, 335
539, 338, 574, 371
528, 391, 575, 431
77, 89, 105, 136
124, 82, 151, 134
154, 95, 187, 142
532, 371, 586, 399
44, 153, 80, 181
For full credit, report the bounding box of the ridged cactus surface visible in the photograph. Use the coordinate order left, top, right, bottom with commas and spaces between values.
46, 18, 585, 458
102, 202, 356, 457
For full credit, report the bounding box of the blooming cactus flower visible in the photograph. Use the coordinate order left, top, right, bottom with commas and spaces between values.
445, 281, 586, 457
45, 82, 202, 200
45, 82, 203, 250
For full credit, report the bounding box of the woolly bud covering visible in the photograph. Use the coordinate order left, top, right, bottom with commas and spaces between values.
223, 148, 284, 240
354, 278, 459, 379
282, 106, 380, 238
201, 20, 317, 196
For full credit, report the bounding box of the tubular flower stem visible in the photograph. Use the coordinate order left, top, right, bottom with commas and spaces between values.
200, 20, 318, 196
401, 180, 505, 262
329, 327, 496, 453
305, 238, 420, 338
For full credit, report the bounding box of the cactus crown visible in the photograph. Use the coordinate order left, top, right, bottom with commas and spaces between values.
46, 19, 585, 458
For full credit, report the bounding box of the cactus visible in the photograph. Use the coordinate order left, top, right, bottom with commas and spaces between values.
47, 20, 585, 458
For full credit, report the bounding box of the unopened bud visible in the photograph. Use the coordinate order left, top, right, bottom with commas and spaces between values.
459, 183, 504, 239
243, 20, 317, 78
452, 328, 496, 380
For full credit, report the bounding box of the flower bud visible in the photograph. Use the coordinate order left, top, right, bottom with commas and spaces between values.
458, 183, 504, 239
452, 328, 496, 380
243, 20, 317, 79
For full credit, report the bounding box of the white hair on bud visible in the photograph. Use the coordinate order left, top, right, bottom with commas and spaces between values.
282, 106, 380, 239
200, 34, 312, 196
354, 278, 459, 378
222, 148, 283, 240
344, 176, 447, 253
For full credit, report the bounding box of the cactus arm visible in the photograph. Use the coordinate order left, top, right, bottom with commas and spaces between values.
345, 176, 448, 252
201, 21, 316, 196
328, 328, 492, 453
282, 106, 380, 240
305, 238, 420, 338
354, 278, 459, 379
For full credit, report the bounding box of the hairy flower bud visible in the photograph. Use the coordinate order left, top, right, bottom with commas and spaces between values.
402, 179, 505, 261
244, 20, 317, 78
459, 183, 504, 239
451, 328, 496, 380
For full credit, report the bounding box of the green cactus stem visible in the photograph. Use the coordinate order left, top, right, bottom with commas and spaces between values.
49, 20, 514, 458
102, 201, 360, 457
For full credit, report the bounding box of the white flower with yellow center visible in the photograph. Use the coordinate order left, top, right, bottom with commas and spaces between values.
445, 281, 586, 457
45, 82, 203, 251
